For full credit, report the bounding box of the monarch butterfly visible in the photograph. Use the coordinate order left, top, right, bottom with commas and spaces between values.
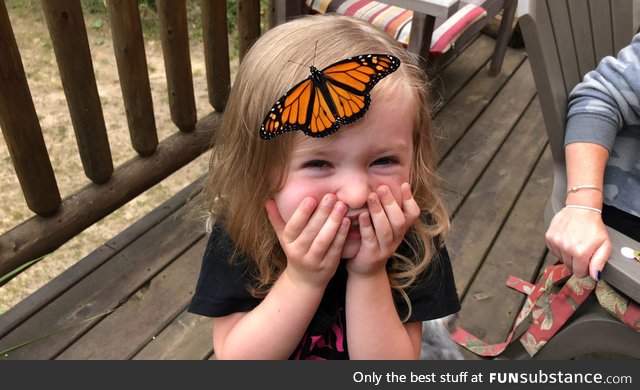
260, 54, 400, 140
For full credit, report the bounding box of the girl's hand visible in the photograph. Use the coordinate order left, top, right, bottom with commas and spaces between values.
346, 183, 420, 277
266, 194, 350, 289
545, 206, 612, 280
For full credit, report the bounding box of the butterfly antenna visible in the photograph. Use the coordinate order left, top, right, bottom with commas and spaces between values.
287, 59, 307, 68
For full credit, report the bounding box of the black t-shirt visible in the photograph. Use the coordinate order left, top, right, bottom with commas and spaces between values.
188, 224, 461, 360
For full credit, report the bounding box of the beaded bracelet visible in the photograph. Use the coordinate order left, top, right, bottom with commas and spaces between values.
566, 185, 603, 196
565, 204, 602, 214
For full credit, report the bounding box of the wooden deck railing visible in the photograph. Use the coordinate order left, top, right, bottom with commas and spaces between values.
0, 0, 263, 285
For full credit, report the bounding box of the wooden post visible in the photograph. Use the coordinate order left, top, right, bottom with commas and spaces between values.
237, 0, 261, 62
201, 0, 230, 112
157, 0, 197, 132
488, 0, 517, 76
107, 0, 158, 156
407, 12, 436, 67
42, 0, 114, 183
0, 0, 61, 216
267, 0, 275, 29
273, 0, 305, 25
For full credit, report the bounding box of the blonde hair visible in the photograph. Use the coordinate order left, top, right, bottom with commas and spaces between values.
202, 14, 449, 318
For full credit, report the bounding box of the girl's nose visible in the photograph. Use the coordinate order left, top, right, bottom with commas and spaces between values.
336, 175, 370, 210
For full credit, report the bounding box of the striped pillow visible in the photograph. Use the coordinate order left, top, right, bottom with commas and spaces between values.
306, 0, 487, 55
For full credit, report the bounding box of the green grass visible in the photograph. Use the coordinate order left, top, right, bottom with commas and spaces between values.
6, 0, 274, 62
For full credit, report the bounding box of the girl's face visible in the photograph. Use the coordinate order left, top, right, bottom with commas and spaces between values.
273, 86, 416, 259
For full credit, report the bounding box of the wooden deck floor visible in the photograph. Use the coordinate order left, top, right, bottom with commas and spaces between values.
0, 34, 553, 360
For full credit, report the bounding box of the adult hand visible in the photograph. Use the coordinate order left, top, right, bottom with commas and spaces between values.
346, 183, 421, 277
545, 206, 612, 280
266, 194, 350, 289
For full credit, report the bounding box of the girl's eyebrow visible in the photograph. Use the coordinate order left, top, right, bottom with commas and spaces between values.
370, 139, 410, 155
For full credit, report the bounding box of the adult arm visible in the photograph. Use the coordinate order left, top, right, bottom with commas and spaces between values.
545, 142, 610, 279
546, 33, 640, 279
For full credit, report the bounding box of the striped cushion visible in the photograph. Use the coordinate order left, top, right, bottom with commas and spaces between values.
306, 0, 487, 55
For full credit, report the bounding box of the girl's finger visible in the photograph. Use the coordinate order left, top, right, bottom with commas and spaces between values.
377, 185, 406, 236
368, 192, 394, 247
401, 183, 421, 224
296, 193, 338, 246
359, 211, 379, 249
308, 201, 348, 258
280, 196, 318, 242
265, 199, 287, 237
323, 217, 351, 261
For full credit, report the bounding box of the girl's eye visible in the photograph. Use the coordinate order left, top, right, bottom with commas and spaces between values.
302, 160, 332, 169
373, 156, 399, 166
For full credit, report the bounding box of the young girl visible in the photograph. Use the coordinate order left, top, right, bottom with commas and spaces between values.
188, 14, 460, 360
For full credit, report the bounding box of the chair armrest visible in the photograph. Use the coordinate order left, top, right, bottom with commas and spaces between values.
604, 227, 640, 303
379, 0, 460, 18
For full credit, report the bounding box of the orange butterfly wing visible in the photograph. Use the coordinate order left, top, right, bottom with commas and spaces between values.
260, 54, 400, 139
260, 78, 337, 139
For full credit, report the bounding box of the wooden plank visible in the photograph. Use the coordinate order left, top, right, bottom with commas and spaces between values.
518, 0, 568, 168
431, 35, 495, 108
157, 0, 197, 132
0, 204, 204, 359
548, 0, 580, 96
57, 238, 208, 359
201, 0, 231, 112
0, 0, 60, 216
567, 0, 597, 77
107, 0, 158, 156
0, 113, 218, 285
42, 0, 113, 184
589, 0, 614, 62
458, 146, 552, 348
237, 0, 261, 62
132, 310, 213, 360
611, 0, 634, 53
447, 98, 548, 298
0, 179, 203, 341
438, 60, 537, 214
434, 47, 526, 162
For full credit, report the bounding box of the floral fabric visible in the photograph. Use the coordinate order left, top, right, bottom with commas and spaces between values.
452, 263, 640, 357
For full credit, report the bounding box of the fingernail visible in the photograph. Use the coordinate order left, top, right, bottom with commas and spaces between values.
323, 194, 336, 206
333, 201, 346, 214
302, 197, 316, 209
596, 270, 602, 281
368, 194, 379, 206
379, 186, 390, 197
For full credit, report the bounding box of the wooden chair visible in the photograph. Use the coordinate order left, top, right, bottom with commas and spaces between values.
274, 0, 518, 75
505, 0, 640, 359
